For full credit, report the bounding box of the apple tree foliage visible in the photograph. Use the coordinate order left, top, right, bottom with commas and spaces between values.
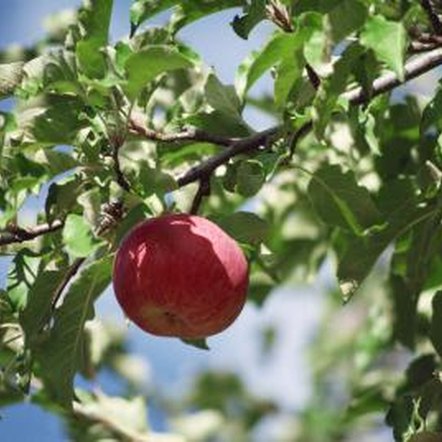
1, 0, 442, 440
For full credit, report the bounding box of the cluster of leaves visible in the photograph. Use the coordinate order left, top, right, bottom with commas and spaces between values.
1, 0, 442, 440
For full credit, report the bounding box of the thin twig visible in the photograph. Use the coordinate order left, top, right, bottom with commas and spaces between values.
110, 134, 131, 192
305, 64, 321, 90
129, 118, 235, 147
420, 0, 442, 35
0, 220, 64, 247
288, 121, 314, 159
51, 257, 85, 310
190, 178, 211, 214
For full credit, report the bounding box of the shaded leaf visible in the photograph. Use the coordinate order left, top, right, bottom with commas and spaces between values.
216, 211, 269, 245
308, 165, 382, 235
390, 275, 418, 349
337, 200, 436, 301
312, 43, 363, 137
19, 270, 66, 347
328, 0, 368, 43
231, 0, 267, 40
181, 338, 210, 350
430, 291, 442, 358
45, 176, 81, 223
236, 159, 265, 197
35, 256, 112, 408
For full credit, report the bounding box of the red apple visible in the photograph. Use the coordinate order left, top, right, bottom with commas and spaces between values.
112, 214, 249, 339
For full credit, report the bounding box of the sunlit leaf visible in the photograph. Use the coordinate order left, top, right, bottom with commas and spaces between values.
361, 15, 407, 80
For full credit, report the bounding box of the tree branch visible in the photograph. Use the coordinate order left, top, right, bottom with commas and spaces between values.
177, 47, 442, 186
189, 178, 211, 214
344, 47, 442, 105
110, 134, 131, 192
177, 127, 279, 187
5, 46, 442, 247
51, 257, 85, 310
0, 220, 64, 247
305, 64, 321, 90
420, 0, 442, 35
129, 118, 235, 147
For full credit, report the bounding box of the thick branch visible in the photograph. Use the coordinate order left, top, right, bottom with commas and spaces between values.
177, 127, 279, 187
420, 0, 442, 35
177, 48, 442, 187
189, 178, 211, 214
0, 220, 64, 247
344, 47, 442, 105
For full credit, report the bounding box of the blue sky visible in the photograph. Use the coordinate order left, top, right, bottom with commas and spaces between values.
0, 2, 324, 440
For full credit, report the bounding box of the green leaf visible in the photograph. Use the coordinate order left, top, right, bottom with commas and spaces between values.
308, 165, 382, 235
235, 32, 297, 99
78, 188, 102, 229
361, 15, 407, 81
138, 164, 177, 198
76, 0, 113, 78
231, 0, 267, 40
114, 203, 151, 246
312, 43, 363, 137
390, 275, 418, 349
216, 211, 269, 245
223, 159, 265, 197
327, 0, 368, 43
274, 50, 305, 109
185, 110, 251, 137
181, 338, 210, 350
124, 45, 195, 100
19, 270, 66, 347
35, 256, 112, 409
130, 0, 176, 29
385, 395, 414, 442
236, 159, 265, 197
130, 0, 242, 35
430, 291, 442, 358
45, 176, 81, 223
42, 149, 78, 176
337, 198, 436, 301
205, 73, 242, 118
0, 62, 24, 98
13, 95, 86, 147
170, 1, 242, 34
62, 214, 99, 258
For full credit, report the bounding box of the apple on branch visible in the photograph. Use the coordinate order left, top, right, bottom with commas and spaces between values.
112, 214, 249, 341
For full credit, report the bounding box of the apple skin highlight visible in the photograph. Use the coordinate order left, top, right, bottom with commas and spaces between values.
112, 214, 249, 339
